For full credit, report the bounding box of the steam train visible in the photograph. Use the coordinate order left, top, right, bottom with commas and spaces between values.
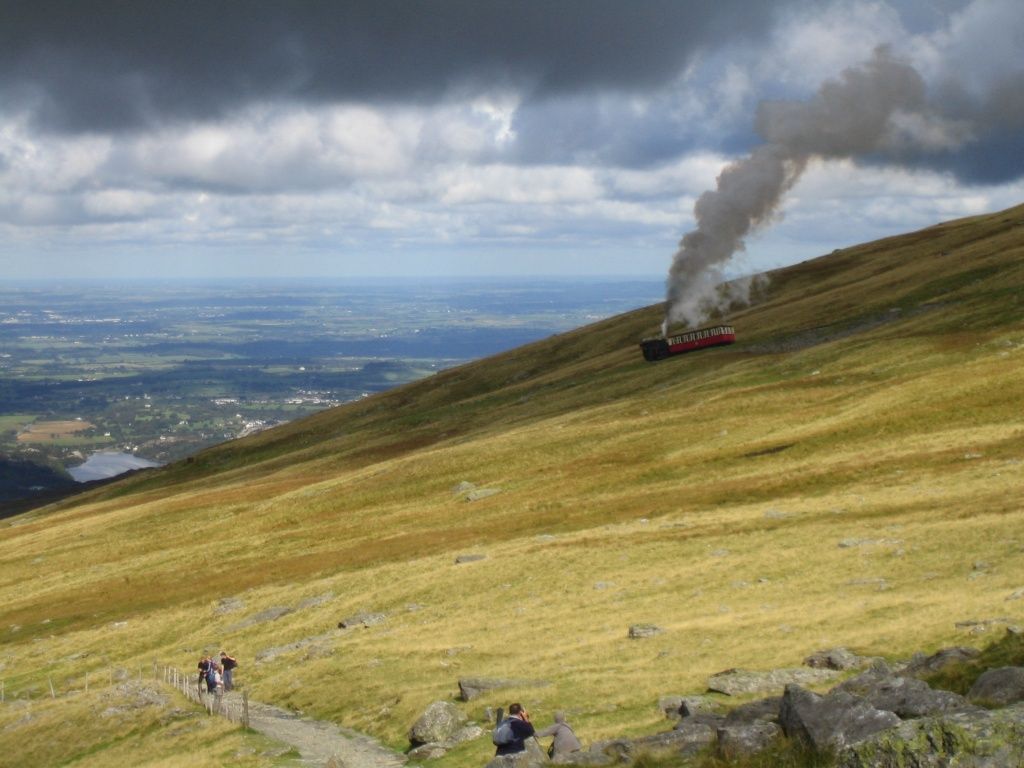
639, 324, 736, 361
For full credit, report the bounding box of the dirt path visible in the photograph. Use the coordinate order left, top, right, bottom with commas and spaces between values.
242, 696, 408, 768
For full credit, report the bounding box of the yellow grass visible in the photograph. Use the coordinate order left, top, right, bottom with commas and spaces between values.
1, 204, 1023, 766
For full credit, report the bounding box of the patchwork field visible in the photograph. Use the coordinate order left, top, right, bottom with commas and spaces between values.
1, 205, 1023, 767
15, 419, 94, 443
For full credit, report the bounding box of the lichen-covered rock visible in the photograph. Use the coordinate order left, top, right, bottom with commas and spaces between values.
716, 721, 781, 759
779, 684, 900, 752
628, 624, 663, 639
408, 743, 448, 760
837, 704, 1024, 767
836, 666, 979, 718
968, 666, 1024, 706
707, 667, 838, 696
338, 611, 387, 629
409, 701, 467, 745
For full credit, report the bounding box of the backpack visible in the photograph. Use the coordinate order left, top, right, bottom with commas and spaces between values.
492, 718, 515, 746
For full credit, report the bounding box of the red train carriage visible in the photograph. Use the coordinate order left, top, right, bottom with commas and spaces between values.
639, 324, 736, 361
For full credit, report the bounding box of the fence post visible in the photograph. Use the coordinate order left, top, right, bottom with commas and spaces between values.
48, 677, 56, 699
243, 690, 250, 729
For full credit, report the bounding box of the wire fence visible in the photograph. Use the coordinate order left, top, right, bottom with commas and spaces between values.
0, 662, 249, 729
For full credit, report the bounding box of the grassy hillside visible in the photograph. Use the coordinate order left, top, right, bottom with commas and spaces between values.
1, 204, 1023, 767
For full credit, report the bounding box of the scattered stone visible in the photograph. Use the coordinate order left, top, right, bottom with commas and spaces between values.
466, 488, 502, 502
628, 624, 663, 639
296, 592, 335, 611
710, 549, 730, 557
255, 632, 336, 664
763, 509, 791, 520
967, 667, 1024, 706
452, 481, 476, 493
409, 701, 468, 746
445, 646, 473, 657
804, 647, 870, 671
455, 554, 486, 564
338, 612, 387, 629
593, 582, 614, 590
955, 618, 1019, 635
679, 696, 716, 718
716, 721, 780, 759
707, 667, 838, 696
458, 677, 551, 702
843, 578, 890, 590
779, 684, 900, 752
657, 696, 684, 719
1006, 588, 1024, 601
214, 597, 245, 615
229, 605, 292, 631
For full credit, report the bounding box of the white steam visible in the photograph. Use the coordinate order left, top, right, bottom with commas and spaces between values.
663, 46, 958, 333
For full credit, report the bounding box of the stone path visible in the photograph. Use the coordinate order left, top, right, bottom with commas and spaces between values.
240, 696, 408, 768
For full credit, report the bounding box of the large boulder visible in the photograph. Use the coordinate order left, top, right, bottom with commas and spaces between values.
837, 703, 1024, 767
967, 667, 1024, 706
836, 667, 978, 718
779, 684, 900, 752
409, 701, 467, 746
707, 667, 838, 696
594, 722, 717, 761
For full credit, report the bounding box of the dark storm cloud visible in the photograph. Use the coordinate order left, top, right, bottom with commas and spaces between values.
0, 0, 780, 133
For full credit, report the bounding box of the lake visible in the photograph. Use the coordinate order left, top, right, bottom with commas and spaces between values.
69, 452, 161, 483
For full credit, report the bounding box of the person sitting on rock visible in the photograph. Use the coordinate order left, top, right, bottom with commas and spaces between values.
494, 702, 535, 755
536, 711, 581, 759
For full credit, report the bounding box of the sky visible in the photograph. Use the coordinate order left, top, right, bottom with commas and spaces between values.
1, 0, 1022, 282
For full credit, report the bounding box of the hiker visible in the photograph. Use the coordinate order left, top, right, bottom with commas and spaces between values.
536, 711, 582, 759
220, 651, 238, 690
493, 702, 535, 756
205, 661, 220, 695
197, 655, 213, 692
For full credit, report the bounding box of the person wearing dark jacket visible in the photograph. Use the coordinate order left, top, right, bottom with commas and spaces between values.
220, 651, 238, 690
495, 702, 536, 755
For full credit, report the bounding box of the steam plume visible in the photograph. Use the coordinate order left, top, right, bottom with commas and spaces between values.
663, 47, 947, 334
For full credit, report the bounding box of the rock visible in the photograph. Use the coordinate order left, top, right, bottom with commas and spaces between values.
674, 713, 724, 731
458, 677, 550, 702
455, 554, 486, 564
229, 605, 292, 630
716, 721, 781, 759
338, 612, 387, 629
968, 667, 1024, 706
214, 597, 245, 615
723, 697, 782, 725
255, 631, 336, 664
409, 701, 467, 745
466, 488, 501, 502
296, 592, 334, 610
594, 722, 716, 761
408, 743, 448, 760
484, 740, 548, 768
452, 481, 476, 493
836, 666, 978, 718
707, 667, 838, 696
657, 695, 684, 719
1006, 588, 1024, 601
955, 618, 1018, 634
837, 704, 1024, 767
779, 684, 900, 752
804, 647, 870, 671
627, 624, 663, 639
679, 696, 716, 718
901, 646, 981, 678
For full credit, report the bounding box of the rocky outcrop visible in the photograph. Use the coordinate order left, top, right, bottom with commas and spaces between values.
338, 611, 387, 629
837, 703, 1024, 767
779, 684, 901, 752
804, 647, 873, 671
716, 721, 780, 759
837, 665, 979, 718
707, 667, 838, 696
900, 646, 981, 678
967, 666, 1024, 706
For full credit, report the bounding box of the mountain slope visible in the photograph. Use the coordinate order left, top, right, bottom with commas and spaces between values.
1, 204, 1023, 767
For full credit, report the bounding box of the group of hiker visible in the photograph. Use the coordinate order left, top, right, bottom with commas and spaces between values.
493, 703, 582, 760
197, 651, 238, 694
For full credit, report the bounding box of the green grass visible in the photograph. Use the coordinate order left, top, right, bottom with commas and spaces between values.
1, 205, 1023, 766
